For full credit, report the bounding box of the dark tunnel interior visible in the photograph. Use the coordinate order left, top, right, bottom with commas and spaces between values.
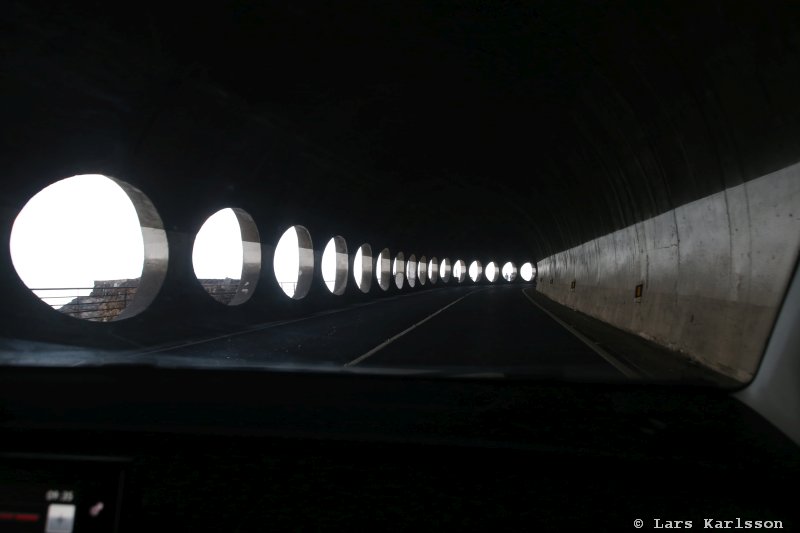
1, 1, 799, 349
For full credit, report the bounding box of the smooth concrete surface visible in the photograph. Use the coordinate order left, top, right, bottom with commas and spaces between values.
537, 162, 800, 381
522, 287, 737, 386
115, 180, 169, 321
735, 260, 800, 445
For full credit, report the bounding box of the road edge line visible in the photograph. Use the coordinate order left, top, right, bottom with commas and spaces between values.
520, 288, 639, 379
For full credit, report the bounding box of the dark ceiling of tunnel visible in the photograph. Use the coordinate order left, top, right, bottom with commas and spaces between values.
2, 1, 800, 259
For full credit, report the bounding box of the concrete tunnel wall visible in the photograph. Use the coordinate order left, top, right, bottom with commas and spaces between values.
536, 162, 800, 382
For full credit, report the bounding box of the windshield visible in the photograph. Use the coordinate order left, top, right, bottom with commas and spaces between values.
2, 2, 799, 388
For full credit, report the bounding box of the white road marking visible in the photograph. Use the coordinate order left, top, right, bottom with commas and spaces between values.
132, 288, 471, 357
344, 289, 485, 367
520, 289, 639, 378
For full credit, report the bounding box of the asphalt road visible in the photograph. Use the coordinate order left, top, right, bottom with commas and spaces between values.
157, 284, 624, 380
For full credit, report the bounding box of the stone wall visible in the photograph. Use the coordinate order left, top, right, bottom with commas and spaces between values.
59, 278, 241, 321
197, 278, 241, 305
59, 279, 140, 322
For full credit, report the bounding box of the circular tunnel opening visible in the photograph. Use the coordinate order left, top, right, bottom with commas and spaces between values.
376, 248, 391, 291
485, 261, 499, 283
439, 258, 451, 283
322, 236, 348, 295
428, 257, 439, 284
406, 254, 417, 288
393, 252, 405, 289
418, 255, 428, 286
274, 225, 314, 300
520, 262, 535, 282
502, 262, 518, 282
468, 260, 483, 283
454, 260, 466, 283
193, 207, 261, 306
354, 243, 373, 293
9, 174, 168, 322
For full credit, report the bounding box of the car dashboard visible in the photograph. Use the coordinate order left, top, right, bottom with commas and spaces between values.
0, 366, 798, 532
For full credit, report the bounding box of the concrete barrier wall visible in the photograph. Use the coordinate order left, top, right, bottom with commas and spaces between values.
537, 163, 800, 382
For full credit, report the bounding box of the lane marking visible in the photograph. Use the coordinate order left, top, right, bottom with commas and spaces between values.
520, 289, 639, 378
131, 287, 473, 357
344, 289, 486, 367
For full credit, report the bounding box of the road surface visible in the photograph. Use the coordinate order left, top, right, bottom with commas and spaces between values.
155, 284, 624, 380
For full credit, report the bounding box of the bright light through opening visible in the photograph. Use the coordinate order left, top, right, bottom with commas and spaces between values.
10, 174, 145, 314
502, 261, 518, 282
274, 227, 299, 297
193, 208, 262, 306
322, 236, 347, 295
274, 226, 314, 299
393, 252, 405, 289
376, 248, 391, 291
521, 262, 534, 281
354, 244, 372, 293
486, 261, 498, 282
468, 260, 483, 282
428, 257, 438, 284
440, 258, 451, 283
193, 208, 243, 280
322, 239, 336, 292
454, 260, 466, 283
354, 248, 363, 282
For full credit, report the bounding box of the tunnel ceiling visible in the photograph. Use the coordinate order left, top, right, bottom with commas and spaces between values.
3, 1, 800, 260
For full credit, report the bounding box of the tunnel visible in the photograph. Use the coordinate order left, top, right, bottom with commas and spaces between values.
1, 1, 799, 388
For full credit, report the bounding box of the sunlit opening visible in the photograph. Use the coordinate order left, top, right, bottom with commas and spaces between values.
485, 261, 499, 283
274, 225, 314, 299
440, 258, 451, 283
393, 252, 405, 289
418, 255, 428, 286
193, 208, 261, 305
520, 262, 534, 281
322, 239, 336, 292
428, 257, 438, 284
193, 209, 242, 280
468, 260, 483, 282
376, 248, 391, 291
454, 260, 466, 283
502, 261, 518, 282
354, 243, 372, 293
9, 174, 166, 321
322, 236, 348, 295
